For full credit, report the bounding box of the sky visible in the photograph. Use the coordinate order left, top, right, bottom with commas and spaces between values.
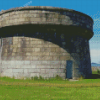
0, 0, 100, 63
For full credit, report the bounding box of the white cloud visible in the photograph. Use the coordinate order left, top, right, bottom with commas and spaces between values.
90, 49, 100, 63
93, 18, 100, 29
91, 11, 100, 30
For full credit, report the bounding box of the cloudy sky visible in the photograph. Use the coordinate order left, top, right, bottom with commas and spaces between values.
0, 0, 100, 63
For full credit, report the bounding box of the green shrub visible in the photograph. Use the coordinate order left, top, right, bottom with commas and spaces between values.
54, 75, 63, 80
31, 77, 34, 80
33, 76, 38, 80
39, 76, 44, 80
78, 75, 85, 80
97, 69, 100, 74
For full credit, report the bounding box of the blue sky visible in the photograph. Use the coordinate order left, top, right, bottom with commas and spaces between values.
0, 0, 100, 63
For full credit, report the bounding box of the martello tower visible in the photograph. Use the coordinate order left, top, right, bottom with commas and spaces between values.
0, 6, 94, 79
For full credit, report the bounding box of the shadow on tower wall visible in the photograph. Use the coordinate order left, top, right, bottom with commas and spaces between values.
0, 24, 92, 79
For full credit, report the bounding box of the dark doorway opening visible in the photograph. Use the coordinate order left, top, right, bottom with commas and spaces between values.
66, 60, 73, 79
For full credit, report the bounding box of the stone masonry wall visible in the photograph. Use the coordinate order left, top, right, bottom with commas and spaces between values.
0, 36, 70, 79
0, 35, 92, 79
0, 6, 93, 79
0, 6, 93, 32
0, 10, 73, 28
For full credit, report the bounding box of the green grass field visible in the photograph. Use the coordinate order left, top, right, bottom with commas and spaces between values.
0, 71, 100, 100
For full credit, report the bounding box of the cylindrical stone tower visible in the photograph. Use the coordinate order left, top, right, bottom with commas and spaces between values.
0, 6, 94, 80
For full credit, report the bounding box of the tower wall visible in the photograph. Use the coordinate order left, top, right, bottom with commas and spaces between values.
0, 6, 94, 79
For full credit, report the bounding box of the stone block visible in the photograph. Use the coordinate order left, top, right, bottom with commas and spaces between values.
24, 69, 28, 73
1, 72, 13, 78
3, 69, 12, 73
17, 48, 22, 52
56, 48, 61, 52
3, 53, 7, 57
34, 48, 40, 52
2, 13, 9, 18
23, 73, 30, 78
50, 61, 61, 65
17, 73, 26, 79
39, 56, 52, 61
36, 65, 48, 68
29, 10, 37, 13
52, 56, 60, 60
49, 52, 57, 55
9, 19, 14, 24
2, 61, 8, 65
7, 65, 15, 68
41, 18, 46, 22
25, 41, 30, 44
43, 45, 48, 47
24, 48, 32, 52
28, 68, 40, 73
40, 48, 50, 52
24, 61, 31, 65
49, 44, 60, 47
0, 22, 1, 26
50, 65, 61, 69
42, 52, 50, 55
12, 69, 23, 73
31, 38, 40, 41
50, 48, 56, 52
13, 41, 18, 44
62, 53, 70, 56
53, 18, 58, 22
45, 69, 51, 73
31, 61, 41, 65
31, 65, 37, 68
45, 65, 51, 68
30, 18, 40, 22
13, 19, 19, 23
60, 56, 70, 60
26, 53, 31, 56
58, 69, 65, 73
18, 18, 25, 22
13, 48, 17, 52
61, 61, 66, 65
15, 56, 23, 60
32, 56, 39, 60
61, 48, 67, 52
31, 41, 38, 44
40, 69, 46, 73
7, 61, 16, 65
25, 37, 30, 41
12, 53, 15, 56
18, 44, 21, 47
38, 41, 44, 45
15, 65, 21, 68
25, 56, 32, 60
0, 65, 7, 69
60, 65, 66, 69
52, 69, 59, 73
12, 45, 17, 48
20, 65, 31, 68
31, 48, 35, 51
30, 73, 40, 77
41, 61, 50, 64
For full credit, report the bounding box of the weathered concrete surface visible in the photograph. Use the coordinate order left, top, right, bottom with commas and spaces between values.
0, 36, 92, 79
0, 6, 93, 39
0, 6, 94, 79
